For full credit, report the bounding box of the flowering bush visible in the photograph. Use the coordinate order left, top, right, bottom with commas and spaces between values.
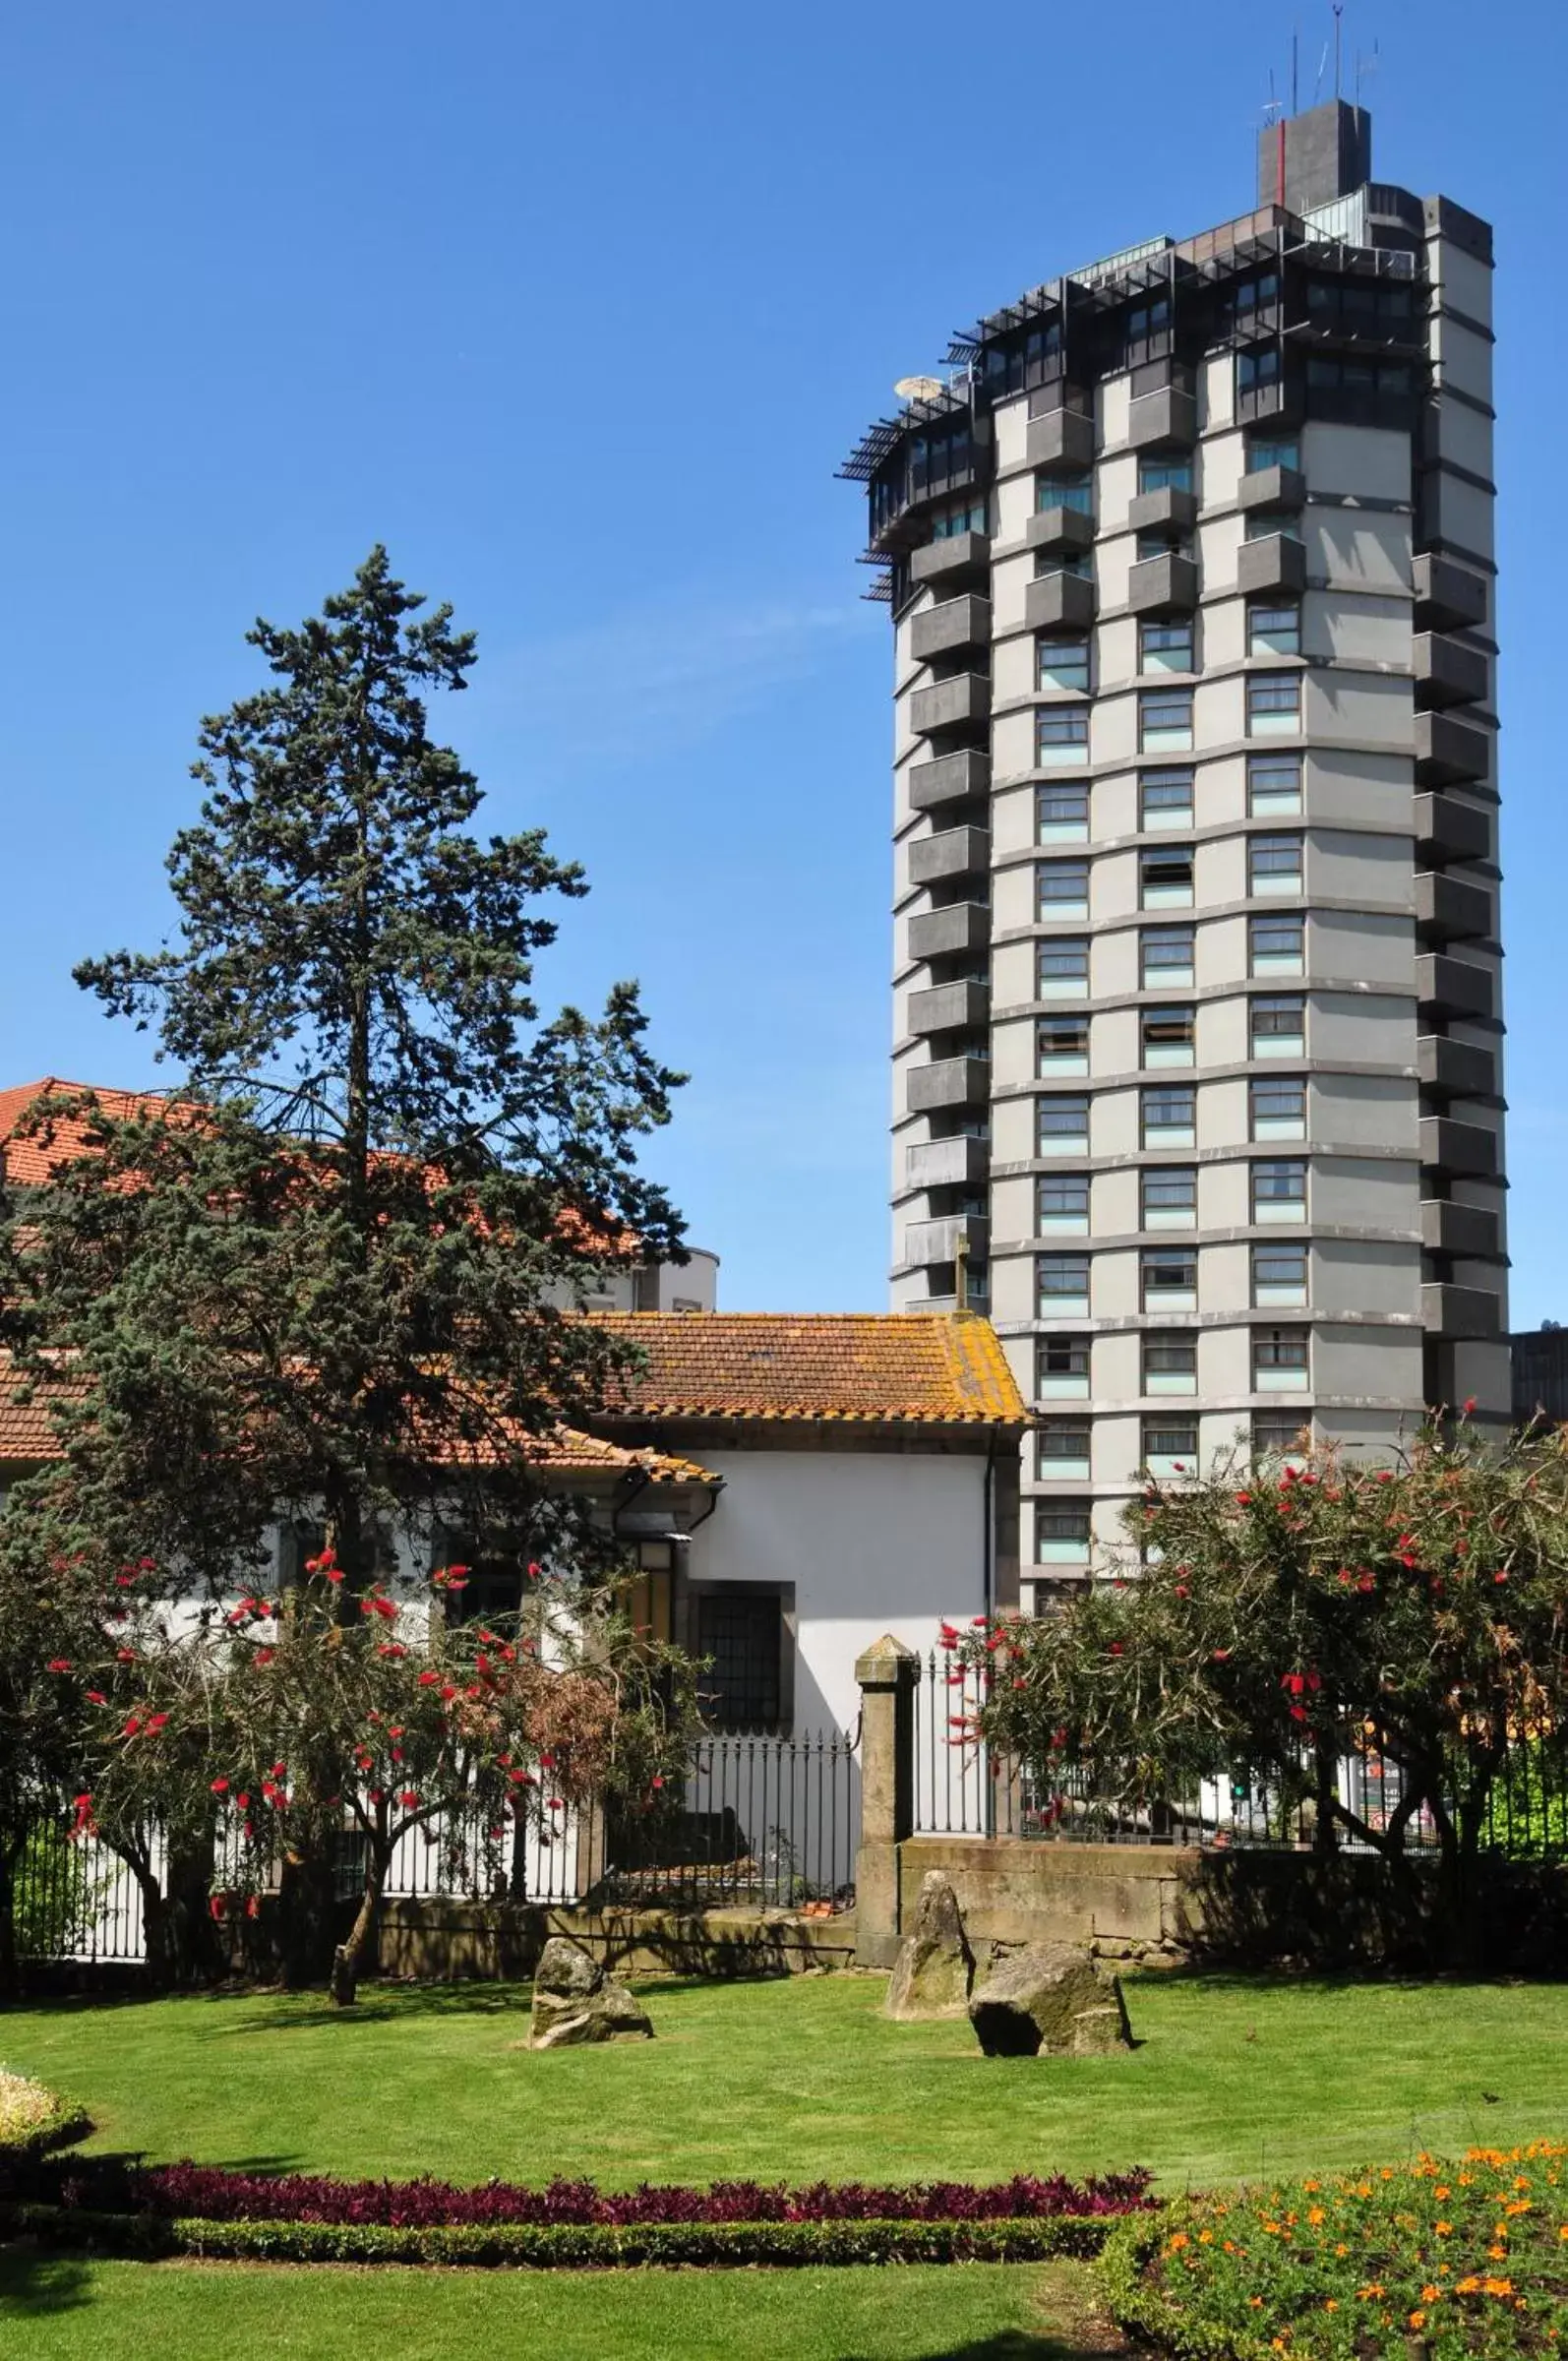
1103, 2142, 1568, 2358
0, 2070, 88, 2156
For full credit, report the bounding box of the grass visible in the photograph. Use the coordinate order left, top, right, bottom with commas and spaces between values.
3, 1970, 1566, 2192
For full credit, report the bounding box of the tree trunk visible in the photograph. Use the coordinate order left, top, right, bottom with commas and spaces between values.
330, 1845, 388, 2007
276, 1847, 337, 1989
1311, 1741, 1338, 1859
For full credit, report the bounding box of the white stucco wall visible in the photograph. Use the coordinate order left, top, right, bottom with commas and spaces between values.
684, 1447, 991, 1734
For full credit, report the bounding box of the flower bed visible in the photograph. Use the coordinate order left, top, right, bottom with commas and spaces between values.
0, 2069, 90, 2158
1102, 2143, 1568, 2359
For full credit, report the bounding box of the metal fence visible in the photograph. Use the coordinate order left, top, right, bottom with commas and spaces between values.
912, 1648, 1568, 1859
600, 1724, 860, 1909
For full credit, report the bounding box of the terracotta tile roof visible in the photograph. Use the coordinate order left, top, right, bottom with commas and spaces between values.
592, 1312, 1028, 1425
0, 1080, 180, 1188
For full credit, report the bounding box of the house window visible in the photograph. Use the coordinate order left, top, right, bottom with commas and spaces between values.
1035, 546, 1094, 580
1036, 468, 1094, 515
1138, 454, 1193, 494
1253, 1159, 1307, 1223
1249, 832, 1303, 896
1248, 601, 1300, 657
929, 496, 990, 539
1037, 859, 1090, 920
1140, 845, 1193, 907
1254, 1326, 1310, 1390
1038, 1420, 1092, 1480
1140, 689, 1193, 752
1247, 672, 1301, 736
1251, 994, 1305, 1057
1246, 435, 1299, 473
1037, 705, 1091, 766
1137, 530, 1193, 561
1250, 913, 1304, 977
1038, 1094, 1091, 1155
1038, 938, 1091, 998
1237, 344, 1282, 395
1037, 1014, 1089, 1074
1140, 767, 1194, 830
1142, 1245, 1198, 1309
1245, 506, 1304, 544
1253, 1410, 1310, 1459
1143, 1333, 1198, 1394
1141, 924, 1195, 987
1253, 1242, 1308, 1306
1036, 1504, 1093, 1564
1038, 633, 1091, 693
1142, 1166, 1197, 1228
1144, 1417, 1199, 1474
1139, 619, 1193, 675
1142, 1005, 1195, 1066
1038, 1252, 1091, 1316
1142, 1083, 1196, 1145
1038, 783, 1090, 841
1248, 755, 1302, 816
1038, 1172, 1090, 1232
694, 1589, 786, 1730
1250, 1076, 1306, 1139
1038, 1336, 1091, 1398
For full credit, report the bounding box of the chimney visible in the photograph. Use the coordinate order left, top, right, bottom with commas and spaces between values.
1258, 97, 1372, 215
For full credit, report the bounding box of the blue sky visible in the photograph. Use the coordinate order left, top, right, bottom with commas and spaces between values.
2, 1, 1560, 1317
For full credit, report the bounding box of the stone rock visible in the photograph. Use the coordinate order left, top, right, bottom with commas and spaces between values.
884, 1869, 975, 2021
967, 1942, 1132, 2058
528, 1938, 654, 2049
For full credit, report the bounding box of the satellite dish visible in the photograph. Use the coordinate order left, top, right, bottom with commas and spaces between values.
893, 375, 946, 402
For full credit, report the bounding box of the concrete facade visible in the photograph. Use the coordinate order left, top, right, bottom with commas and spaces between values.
848, 100, 1508, 1603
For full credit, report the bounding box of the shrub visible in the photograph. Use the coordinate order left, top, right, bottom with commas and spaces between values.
1102, 2142, 1568, 2359
0, 2070, 89, 2158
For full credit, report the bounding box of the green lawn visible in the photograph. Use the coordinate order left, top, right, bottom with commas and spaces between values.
2, 1969, 1564, 2191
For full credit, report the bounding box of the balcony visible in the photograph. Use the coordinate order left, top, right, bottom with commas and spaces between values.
1419, 1116, 1499, 1179
1026, 407, 1095, 471
1026, 506, 1096, 558
1025, 571, 1096, 633
909, 826, 990, 888
1236, 464, 1306, 515
909, 901, 991, 962
911, 531, 989, 589
908, 979, 989, 1038
903, 1213, 990, 1270
1415, 710, 1490, 787
912, 594, 992, 665
1127, 486, 1198, 538
1416, 870, 1493, 943
905, 1134, 990, 1192
908, 1056, 991, 1114
1414, 632, 1488, 710
1414, 552, 1487, 634
1421, 1282, 1501, 1341
1415, 792, 1491, 865
1127, 552, 1199, 616
1127, 386, 1198, 451
1417, 953, 1494, 1021
1237, 534, 1307, 596
909, 672, 991, 741
1417, 1034, 1498, 1100
1421, 1199, 1502, 1259
908, 748, 991, 814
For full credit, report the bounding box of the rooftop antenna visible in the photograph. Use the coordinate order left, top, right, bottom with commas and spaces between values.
1356, 36, 1379, 106
1313, 38, 1328, 100
1293, 28, 1299, 114
1333, 3, 1344, 100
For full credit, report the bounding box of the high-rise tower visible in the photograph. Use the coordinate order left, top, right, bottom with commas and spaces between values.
842, 100, 1507, 1602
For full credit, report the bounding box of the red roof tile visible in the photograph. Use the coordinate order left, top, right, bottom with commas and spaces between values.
592, 1312, 1027, 1425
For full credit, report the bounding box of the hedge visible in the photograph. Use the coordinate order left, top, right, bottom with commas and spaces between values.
1, 2201, 1128, 2270
0, 2071, 90, 2163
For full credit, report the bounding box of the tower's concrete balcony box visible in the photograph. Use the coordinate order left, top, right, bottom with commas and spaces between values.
1417, 952, 1494, 1022
1237, 533, 1307, 597
1127, 485, 1198, 538
1236, 464, 1306, 515
1127, 386, 1198, 451
1416, 870, 1492, 943
1415, 633, 1488, 710
1414, 551, 1487, 634
1127, 552, 1199, 615
904, 1134, 991, 1192
908, 980, 990, 1037
909, 826, 991, 888
1416, 793, 1491, 865
909, 901, 991, 962
912, 594, 992, 665
907, 1056, 991, 1114
910, 673, 992, 739
1421, 1198, 1501, 1259
908, 747, 991, 814
1419, 1116, 1498, 1179
1026, 407, 1095, 471
1026, 506, 1096, 558
1415, 709, 1490, 786
1422, 1282, 1501, 1340
911, 532, 989, 588
902, 1213, 990, 1269
1025, 571, 1096, 633
1417, 1034, 1497, 1100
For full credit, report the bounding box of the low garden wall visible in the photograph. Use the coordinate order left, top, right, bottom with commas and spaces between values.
374, 1898, 858, 1982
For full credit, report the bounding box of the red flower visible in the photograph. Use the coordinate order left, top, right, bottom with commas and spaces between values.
377, 1643, 406, 1658
209, 1895, 227, 1921
1211, 1649, 1232, 1663
86, 1689, 106, 1705
1494, 1570, 1509, 1585
650, 1775, 665, 1790
235, 1792, 250, 1811
146, 1712, 169, 1733
1235, 1491, 1252, 1507
1464, 1396, 1478, 1415
211, 1778, 229, 1794
399, 1789, 420, 1808
116, 1648, 136, 1664
417, 1670, 440, 1687
1108, 1644, 1124, 1658
546, 1796, 564, 1811
122, 1716, 141, 1736
46, 1658, 73, 1673
526, 1562, 541, 1579
244, 1895, 261, 1919
255, 1648, 275, 1666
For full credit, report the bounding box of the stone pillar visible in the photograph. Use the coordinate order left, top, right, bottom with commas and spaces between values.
855, 1634, 919, 1968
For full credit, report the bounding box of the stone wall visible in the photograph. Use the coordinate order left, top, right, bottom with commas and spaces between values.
897, 1835, 1191, 1968
374, 1899, 858, 1982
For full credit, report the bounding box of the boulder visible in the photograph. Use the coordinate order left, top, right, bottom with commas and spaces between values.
884, 1869, 974, 2021
528, 1937, 654, 2049
967, 1942, 1132, 2058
